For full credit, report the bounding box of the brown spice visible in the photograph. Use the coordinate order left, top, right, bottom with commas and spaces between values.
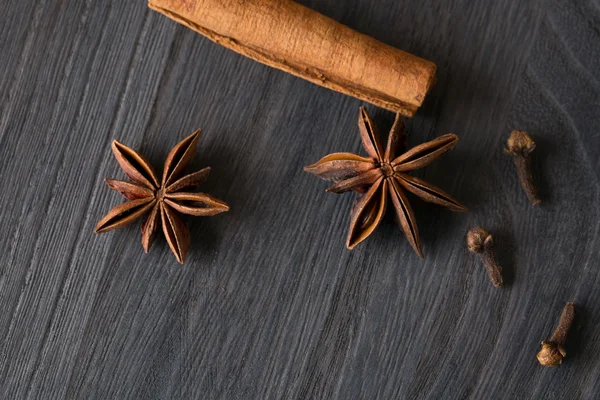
537, 302, 576, 367
466, 227, 503, 288
95, 130, 229, 264
148, 0, 436, 117
504, 130, 541, 205
305, 107, 467, 256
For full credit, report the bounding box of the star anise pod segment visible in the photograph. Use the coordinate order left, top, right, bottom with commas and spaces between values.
305, 107, 467, 257
95, 130, 229, 263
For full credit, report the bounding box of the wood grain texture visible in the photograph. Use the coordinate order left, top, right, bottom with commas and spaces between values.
0, 0, 598, 399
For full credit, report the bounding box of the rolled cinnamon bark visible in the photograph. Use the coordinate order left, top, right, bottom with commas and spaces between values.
148, 0, 436, 117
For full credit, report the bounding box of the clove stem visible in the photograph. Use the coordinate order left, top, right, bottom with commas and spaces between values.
513, 156, 540, 205
479, 245, 503, 288
550, 302, 575, 345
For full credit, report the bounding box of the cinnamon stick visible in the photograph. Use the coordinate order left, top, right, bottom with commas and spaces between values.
148, 0, 436, 117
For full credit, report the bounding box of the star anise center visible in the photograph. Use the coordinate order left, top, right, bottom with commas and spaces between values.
156, 187, 166, 201
380, 162, 394, 178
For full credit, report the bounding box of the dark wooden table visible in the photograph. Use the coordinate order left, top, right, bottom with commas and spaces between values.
1, 1, 599, 398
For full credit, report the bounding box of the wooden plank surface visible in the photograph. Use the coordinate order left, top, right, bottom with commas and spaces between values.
0, 0, 598, 398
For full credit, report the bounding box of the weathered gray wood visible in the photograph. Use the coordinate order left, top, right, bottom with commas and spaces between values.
0, 0, 598, 398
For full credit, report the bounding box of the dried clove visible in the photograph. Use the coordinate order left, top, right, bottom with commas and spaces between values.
467, 227, 503, 288
537, 302, 576, 367
504, 130, 541, 205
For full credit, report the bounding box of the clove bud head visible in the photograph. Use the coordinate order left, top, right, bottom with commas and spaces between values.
505, 130, 536, 156
537, 341, 566, 367
467, 227, 492, 253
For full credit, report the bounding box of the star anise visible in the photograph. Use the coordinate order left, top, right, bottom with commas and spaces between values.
304, 107, 467, 257
95, 130, 229, 263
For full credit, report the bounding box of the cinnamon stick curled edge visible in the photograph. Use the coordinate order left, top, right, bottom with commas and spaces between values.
148, 0, 436, 117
